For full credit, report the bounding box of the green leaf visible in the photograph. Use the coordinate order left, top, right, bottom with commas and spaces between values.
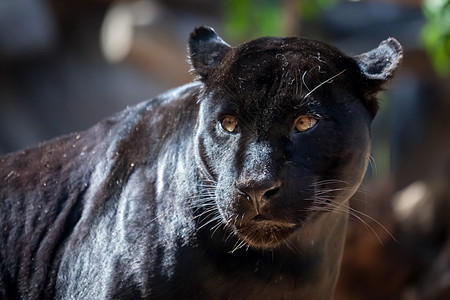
422, 0, 450, 75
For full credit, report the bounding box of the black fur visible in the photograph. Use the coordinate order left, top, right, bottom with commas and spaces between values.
0, 26, 402, 299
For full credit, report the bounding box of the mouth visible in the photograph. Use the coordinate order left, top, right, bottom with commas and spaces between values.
234, 215, 299, 249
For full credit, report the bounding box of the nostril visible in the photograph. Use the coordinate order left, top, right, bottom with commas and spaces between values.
262, 186, 280, 200
235, 184, 249, 197
235, 180, 281, 203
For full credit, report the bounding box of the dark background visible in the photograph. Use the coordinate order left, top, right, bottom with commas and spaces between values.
1, 0, 449, 299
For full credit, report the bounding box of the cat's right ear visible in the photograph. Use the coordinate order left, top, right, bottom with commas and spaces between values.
188, 26, 231, 81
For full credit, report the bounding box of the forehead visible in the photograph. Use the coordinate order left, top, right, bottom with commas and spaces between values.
213, 37, 357, 109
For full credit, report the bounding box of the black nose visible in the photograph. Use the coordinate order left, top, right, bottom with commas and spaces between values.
235, 178, 281, 210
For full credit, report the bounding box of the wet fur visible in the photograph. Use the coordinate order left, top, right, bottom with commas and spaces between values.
0, 27, 402, 299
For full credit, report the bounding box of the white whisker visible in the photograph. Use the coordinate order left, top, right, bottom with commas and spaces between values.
304, 69, 347, 99
230, 238, 248, 254
368, 155, 378, 176
196, 215, 222, 232
307, 178, 396, 246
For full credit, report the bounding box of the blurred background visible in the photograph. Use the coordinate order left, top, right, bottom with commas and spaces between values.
0, 0, 449, 298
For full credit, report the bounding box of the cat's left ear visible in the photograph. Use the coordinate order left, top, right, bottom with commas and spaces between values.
188, 26, 231, 81
354, 38, 403, 94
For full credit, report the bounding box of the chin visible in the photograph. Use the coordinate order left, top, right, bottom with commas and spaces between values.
234, 220, 299, 250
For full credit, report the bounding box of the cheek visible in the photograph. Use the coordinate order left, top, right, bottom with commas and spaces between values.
208, 142, 237, 176
292, 120, 371, 180
202, 124, 243, 176
321, 126, 371, 184
336, 135, 371, 182
199, 135, 239, 212
214, 168, 240, 222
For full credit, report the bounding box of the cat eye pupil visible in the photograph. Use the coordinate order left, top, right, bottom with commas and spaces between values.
295, 115, 317, 132
221, 115, 238, 133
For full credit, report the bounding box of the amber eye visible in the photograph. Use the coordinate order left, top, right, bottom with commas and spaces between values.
295, 115, 318, 132
221, 115, 238, 133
